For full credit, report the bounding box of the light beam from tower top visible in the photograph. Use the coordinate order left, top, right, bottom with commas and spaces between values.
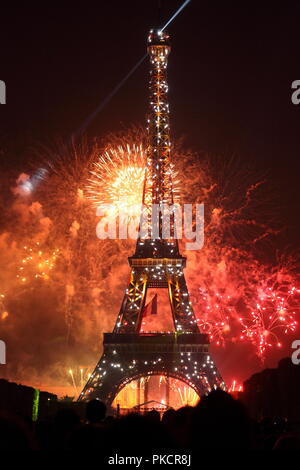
161, 0, 191, 32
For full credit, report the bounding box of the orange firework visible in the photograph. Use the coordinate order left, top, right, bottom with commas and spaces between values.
85, 144, 146, 218
85, 142, 180, 219
16, 242, 60, 283
67, 366, 92, 396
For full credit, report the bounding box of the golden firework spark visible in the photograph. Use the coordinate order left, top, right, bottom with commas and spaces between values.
85, 144, 146, 218
16, 242, 60, 283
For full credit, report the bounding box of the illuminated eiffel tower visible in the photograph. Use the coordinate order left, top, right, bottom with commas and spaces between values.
79, 29, 224, 406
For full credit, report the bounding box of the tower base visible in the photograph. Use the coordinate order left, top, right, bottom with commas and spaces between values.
78, 333, 224, 405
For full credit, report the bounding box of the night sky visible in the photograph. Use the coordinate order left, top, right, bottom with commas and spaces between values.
0, 1, 300, 390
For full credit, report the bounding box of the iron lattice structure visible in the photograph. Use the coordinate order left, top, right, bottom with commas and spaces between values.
79, 30, 224, 405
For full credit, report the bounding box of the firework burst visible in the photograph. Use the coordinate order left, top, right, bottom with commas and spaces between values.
86, 144, 146, 218
191, 250, 300, 358
196, 287, 233, 345
16, 242, 60, 283
239, 283, 299, 356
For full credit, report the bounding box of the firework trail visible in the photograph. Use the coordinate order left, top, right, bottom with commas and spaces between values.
66, 366, 92, 396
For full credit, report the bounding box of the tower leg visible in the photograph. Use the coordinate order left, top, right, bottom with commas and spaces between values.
78, 333, 224, 405
168, 273, 199, 333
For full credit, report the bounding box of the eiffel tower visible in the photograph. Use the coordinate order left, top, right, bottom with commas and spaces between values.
78, 29, 224, 406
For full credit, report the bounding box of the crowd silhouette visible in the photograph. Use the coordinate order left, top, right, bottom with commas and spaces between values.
1, 389, 300, 452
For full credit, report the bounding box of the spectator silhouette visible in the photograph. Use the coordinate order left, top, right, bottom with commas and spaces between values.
273, 433, 300, 450
86, 399, 106, 425
54, 407, 80, 450
3, 389, 298, 451
145, 409, 160, 424
0, 412, 35, 450
70, 400, 108, 451
111, 412, 174, 454
162, 408, 176, 427
167, 406, 194, 448
191, 389, 250, 449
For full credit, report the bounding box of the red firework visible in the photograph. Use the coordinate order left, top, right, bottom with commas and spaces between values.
239, 285, 299, 357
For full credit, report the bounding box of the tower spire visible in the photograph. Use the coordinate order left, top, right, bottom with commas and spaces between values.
134, 29, 179, 259
146, 29, 172, 207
